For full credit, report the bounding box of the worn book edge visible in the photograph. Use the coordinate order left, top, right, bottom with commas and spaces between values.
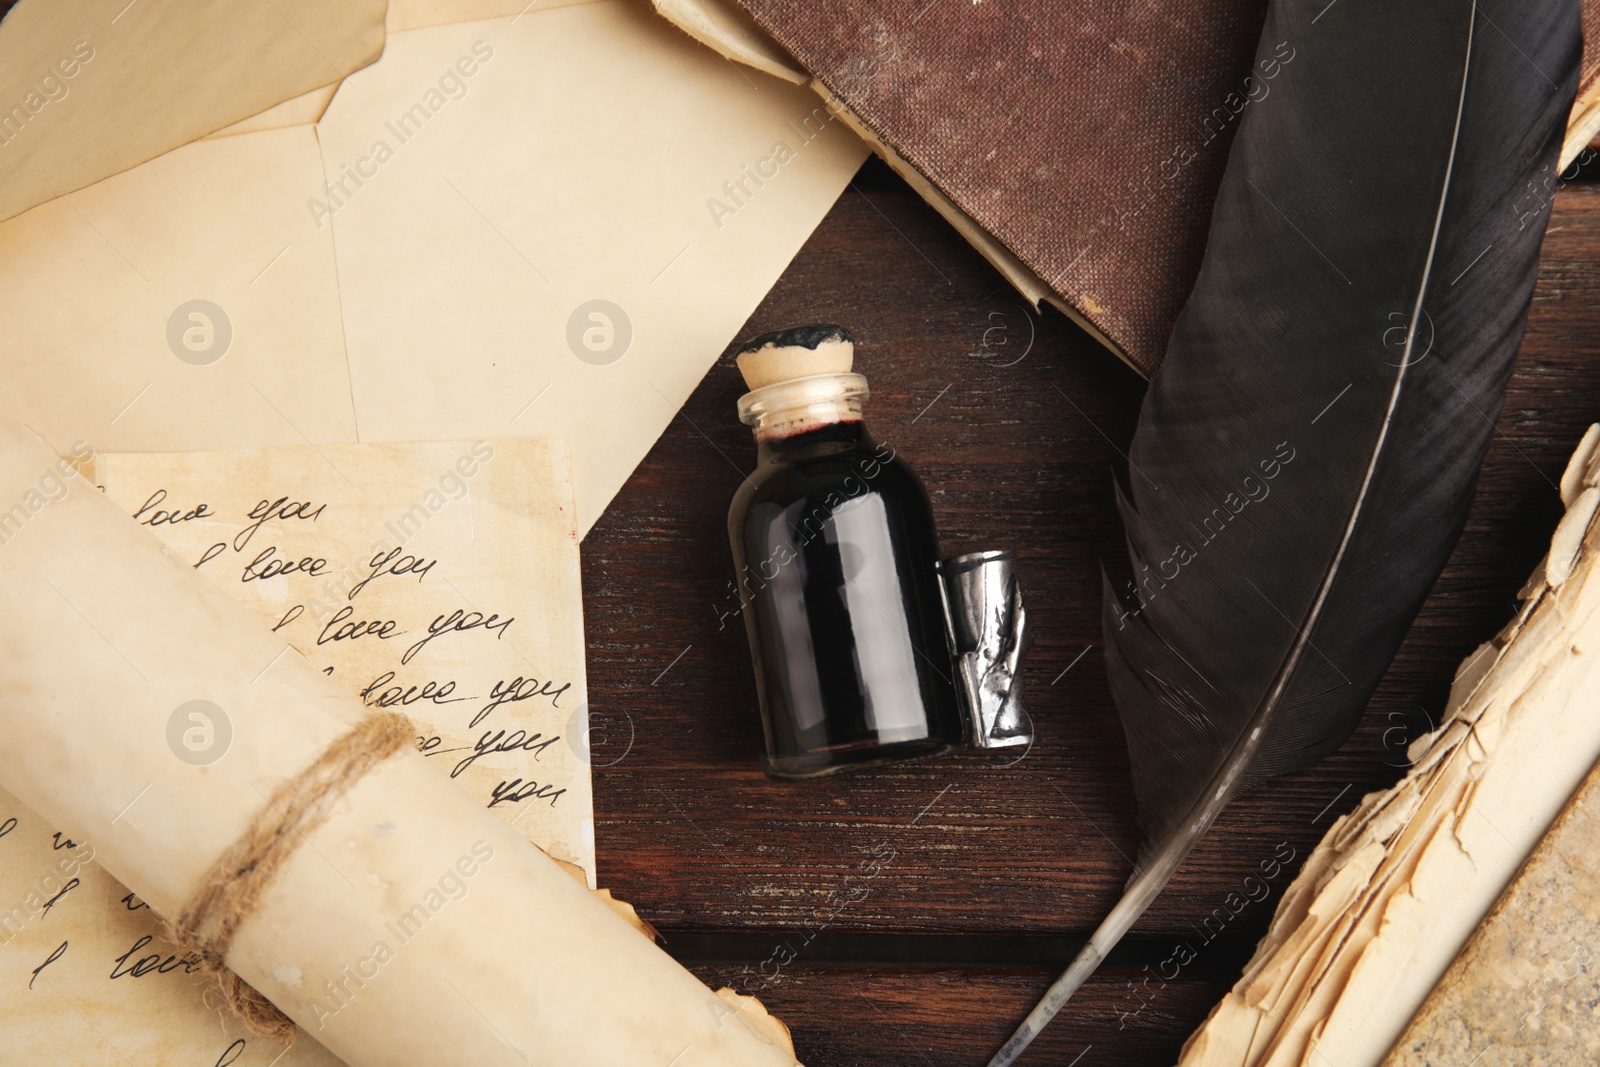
1381, 749, 1600, 1065
655, 0, 1600, 381
652, 0, 1136, 374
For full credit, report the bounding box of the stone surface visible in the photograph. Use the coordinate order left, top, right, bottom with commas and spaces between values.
1384, 757, 1600, 1067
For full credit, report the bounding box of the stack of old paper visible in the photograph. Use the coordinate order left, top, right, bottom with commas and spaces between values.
0, 0, 385, 221
0, 0, 867, 535
1179, 425, 1600, 1067
0, 1, 864, 1061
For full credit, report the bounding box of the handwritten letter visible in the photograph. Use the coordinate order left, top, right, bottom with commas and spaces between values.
0, 440, 592, 1064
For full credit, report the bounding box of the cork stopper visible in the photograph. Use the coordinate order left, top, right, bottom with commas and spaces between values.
734, 325, 867, 442
736, 325, 855, 390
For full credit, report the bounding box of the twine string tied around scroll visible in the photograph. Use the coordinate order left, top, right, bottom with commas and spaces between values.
167, 711, 414, 1040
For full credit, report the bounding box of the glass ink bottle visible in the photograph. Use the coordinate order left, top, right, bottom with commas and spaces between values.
726, 325, 966, 778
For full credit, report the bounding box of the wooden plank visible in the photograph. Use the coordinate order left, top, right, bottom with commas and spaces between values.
683, 964, 1231, 1067
581, 160, 1600, 1059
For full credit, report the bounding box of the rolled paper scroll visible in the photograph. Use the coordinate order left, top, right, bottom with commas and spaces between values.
0, 417, 799, 1066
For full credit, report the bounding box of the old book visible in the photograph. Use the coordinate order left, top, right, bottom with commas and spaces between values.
657, 0, 1600, 377
1384, 754, 1600, 1067
1577, 0, 1600, 151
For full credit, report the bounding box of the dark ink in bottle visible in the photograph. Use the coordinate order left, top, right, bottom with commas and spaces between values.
727, 326, 963, 778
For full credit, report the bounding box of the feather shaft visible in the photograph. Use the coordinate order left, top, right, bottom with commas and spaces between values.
992, 0, 1581, 1061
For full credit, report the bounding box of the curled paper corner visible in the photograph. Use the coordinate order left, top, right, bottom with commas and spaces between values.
1517, 556, 1551, 601
713, 988, 798, 1056
1560, 423, 1600, 506
545, 850, 662, 943
652, 0, 808, 85
543, 853, 796, 1057
1511, 426, 1600, 605
593, 889, 662, 943
1548, 486, 1600, 588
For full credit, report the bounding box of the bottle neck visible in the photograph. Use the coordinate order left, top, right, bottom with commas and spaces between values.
738, 372, 869, 444
756, 419, 871, 465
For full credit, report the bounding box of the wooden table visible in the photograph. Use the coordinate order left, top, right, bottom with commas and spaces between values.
581, 157, 1600, 1067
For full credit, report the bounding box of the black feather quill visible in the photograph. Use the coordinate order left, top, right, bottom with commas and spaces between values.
992, 0, 1581, 1061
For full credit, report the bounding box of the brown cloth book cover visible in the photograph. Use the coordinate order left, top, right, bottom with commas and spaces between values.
666, 0, 1600, 377
729, 0, 1272, 376
1576, 0, 1600, 150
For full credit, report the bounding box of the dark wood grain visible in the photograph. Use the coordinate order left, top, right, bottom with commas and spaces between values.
687, 965, 1233, 1067
581, 158, 1600, 1066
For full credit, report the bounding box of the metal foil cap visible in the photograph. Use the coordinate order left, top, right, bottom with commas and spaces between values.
937, 550, 1033, 749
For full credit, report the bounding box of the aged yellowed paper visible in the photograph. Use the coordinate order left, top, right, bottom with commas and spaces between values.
1179, 427, 1600, 1067
96, 440, 595, 880
0, 439, 595, 1065
0, 0, 385, 222
319, 1, 866, 532
0, 123, 357, 458
0, 0, 867, 540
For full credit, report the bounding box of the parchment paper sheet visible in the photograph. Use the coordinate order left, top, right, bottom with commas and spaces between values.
0, 419, 800, 1065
